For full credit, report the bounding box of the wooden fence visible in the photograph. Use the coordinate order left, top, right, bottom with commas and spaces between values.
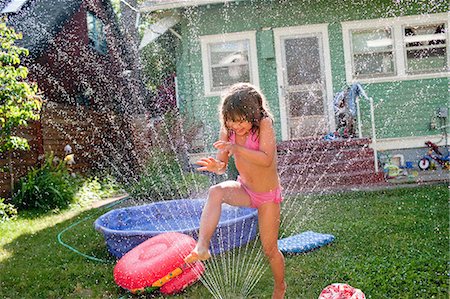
0, 101, 142, 198
0, 123, 41, 198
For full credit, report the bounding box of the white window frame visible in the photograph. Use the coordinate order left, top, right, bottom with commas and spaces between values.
200, 31, 259, 97
1, 0, 28, 13
342, 12, 449, 84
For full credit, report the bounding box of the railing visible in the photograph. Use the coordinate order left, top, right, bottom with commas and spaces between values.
355, 88, 379, 172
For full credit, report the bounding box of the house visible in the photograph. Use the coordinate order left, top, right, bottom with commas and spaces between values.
0, 0, 148, 197
138, 0, 449, 192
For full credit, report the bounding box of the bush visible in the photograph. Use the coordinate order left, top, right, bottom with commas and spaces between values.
73, 175, 124, 206
12, 155, 76, 211
0, 198, 17, 222
128, 150, 209, 200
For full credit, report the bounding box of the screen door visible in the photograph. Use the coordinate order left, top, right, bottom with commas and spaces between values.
274, 25, 333, 140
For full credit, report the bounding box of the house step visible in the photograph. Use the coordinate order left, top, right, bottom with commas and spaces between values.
281, 170, 386, 194
278, 147, 375, 165
281, 169, 385, 187
276, 137, 385, 194
278, 137, 372, 153
278, 157, 376, 176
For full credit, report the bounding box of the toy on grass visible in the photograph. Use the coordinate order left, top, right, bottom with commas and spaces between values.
383, 164, 401, 179
319, 283, 365, 299
128, 262, 193, 294
114, 232, 205, 295
277, 231, 335, 254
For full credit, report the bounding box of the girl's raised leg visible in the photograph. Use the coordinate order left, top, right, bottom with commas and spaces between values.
185, 180, 251, 263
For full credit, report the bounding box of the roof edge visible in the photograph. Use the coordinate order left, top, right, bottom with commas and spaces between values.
139, 0, 240, 13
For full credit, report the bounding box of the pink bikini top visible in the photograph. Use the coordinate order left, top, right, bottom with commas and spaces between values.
229, 130, 260, 150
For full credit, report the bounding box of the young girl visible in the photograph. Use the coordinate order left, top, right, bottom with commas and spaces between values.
185, 83, 286, 299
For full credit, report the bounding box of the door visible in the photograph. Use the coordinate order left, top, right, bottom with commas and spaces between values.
274, 24, 334, 140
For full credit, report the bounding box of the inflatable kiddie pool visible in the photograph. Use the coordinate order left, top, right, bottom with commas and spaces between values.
95, 198, 258, 258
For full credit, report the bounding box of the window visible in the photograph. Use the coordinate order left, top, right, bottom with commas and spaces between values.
87, 11, 107, 54
75, 93, 91, 107
404, 23, 447, 74
1, 0, 28, 13
200, 31, 259, 96
342, 13, 448, 83
350, 28, 395, 78
75, 84, 92, 107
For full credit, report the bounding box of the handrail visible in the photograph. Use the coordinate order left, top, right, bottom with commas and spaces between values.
355, 90, 378, 172
369, 97, 378, 172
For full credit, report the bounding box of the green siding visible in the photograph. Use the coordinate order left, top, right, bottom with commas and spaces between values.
359, 78, 449, 139
173, 0, 449, 148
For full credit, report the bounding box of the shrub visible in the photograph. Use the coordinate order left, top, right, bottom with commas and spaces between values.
0, 198, 17, 222
73, 175, 124, 206
128, 150, 209, 200
12, 155, 76, 211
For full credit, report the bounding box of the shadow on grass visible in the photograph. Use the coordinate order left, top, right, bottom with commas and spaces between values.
1, 208, 119, 298
0, 203, 213, 299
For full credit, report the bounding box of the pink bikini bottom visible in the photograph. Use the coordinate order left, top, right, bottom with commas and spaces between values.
237, 176, 283, 209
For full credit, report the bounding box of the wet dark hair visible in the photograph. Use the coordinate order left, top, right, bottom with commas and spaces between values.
219, 83, 273, 136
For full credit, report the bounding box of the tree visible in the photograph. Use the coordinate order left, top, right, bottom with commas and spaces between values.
0, 19, 42, 193
112, 1, 176, 99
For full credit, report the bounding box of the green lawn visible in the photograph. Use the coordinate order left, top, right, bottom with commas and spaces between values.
0, 184, 448, 298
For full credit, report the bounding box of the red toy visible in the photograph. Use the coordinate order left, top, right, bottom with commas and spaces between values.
319, 283, 365, 299
114, 232, 205, 295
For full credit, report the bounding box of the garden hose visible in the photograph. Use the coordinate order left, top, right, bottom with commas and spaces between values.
57, 196, 142, 299
56, 196, 129, 263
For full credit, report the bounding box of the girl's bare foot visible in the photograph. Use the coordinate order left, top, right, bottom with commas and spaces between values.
184, 246, 211, 263
272, 282, 286, 299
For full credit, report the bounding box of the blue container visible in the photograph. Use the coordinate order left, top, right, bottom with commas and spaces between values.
94, 198, 258, 258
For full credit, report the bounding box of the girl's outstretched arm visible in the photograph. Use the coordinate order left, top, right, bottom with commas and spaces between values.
195, 127, 230, 174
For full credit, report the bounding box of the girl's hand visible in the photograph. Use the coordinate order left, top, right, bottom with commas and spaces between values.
213, 140, 234, 156
195, 157, 225, 173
